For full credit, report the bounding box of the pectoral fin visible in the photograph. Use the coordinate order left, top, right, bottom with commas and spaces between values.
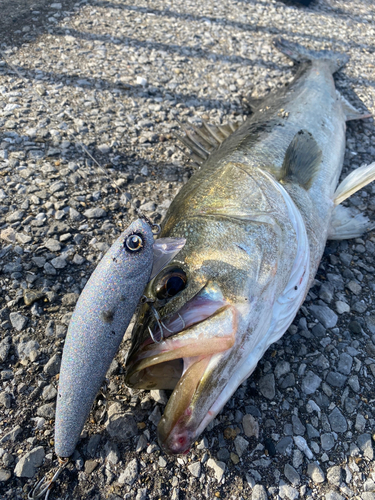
280, 130, 322, 190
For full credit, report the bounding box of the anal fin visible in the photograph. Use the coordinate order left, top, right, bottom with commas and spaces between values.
280, 129, 322, 189
333, 162, 375, 205
328, 205, 374, 240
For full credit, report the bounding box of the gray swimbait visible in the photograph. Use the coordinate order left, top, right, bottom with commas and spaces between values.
124, 38, 375, 454
55, 219, 185, 458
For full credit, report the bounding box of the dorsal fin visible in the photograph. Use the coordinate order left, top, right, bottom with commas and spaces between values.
175, 118, 244, 165
280, 129, 322, 190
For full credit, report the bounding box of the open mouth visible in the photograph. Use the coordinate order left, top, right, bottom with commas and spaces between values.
124, 283, 239, 453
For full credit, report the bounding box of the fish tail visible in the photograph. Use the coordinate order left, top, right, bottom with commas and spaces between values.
273, 38, 349, 73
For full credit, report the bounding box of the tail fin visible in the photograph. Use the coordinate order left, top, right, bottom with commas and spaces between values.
273, 38, 349, 74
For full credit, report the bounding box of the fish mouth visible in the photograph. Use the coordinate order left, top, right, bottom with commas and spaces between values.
125, 283, 239, 454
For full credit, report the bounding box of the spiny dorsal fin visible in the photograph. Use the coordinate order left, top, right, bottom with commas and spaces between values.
175, 118, 244, 165
280, 129, 322, 190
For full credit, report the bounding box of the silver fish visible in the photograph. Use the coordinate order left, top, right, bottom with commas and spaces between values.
125, 39, 375, 454
55, 219, 184, 458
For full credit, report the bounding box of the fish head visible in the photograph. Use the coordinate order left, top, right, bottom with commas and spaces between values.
125, 210, 288, 454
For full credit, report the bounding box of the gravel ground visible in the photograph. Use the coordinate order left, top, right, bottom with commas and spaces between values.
1, 0, 375, 499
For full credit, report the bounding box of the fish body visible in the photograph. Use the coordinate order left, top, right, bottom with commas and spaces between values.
55, 219, 185, 458
125, 39, 375, 454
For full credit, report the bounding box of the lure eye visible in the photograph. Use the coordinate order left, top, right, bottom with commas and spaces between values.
124, 233, 144, 252
155, 267, 187, 300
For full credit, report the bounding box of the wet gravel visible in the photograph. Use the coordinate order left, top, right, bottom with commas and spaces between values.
1, 0, 375, 499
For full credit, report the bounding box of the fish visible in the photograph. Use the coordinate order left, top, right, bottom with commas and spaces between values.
124, 38, 375, 455
55, 218, 185, 458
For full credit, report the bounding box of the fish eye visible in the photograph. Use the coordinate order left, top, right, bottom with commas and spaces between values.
155, 267, 187, 300
124, 233, 144, 252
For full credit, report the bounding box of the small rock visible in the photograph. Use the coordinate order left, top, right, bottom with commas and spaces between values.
188, 461, 201, 478
105, 409, 137, 441
284, 464, 300, 486
61, 293, 79, 306
84, 207, 107, 219
118, 458, 138, 486
14, 446, 45, 478
259, 373, 275, 400
309, 305, 338, 328
279, 480, 299, 500
251, 484, 268, 500
51, 256, 67, 269
327, 465, 342, 487
307, 461, 325, 483
0, 392, 12, 408
0, 469, 11, 482
337, 353, 353, 375
43, 354, 61, 376
293, 436, 313, 459
326, 371, 347, 388
329, 407, 347, 433
0, 425, 22, 444
207, 458, 225, 481
44, 238, 61, 252
321, 433, 335, 451
9, 312, 28, 332
325, 492, 344, 500
243, 414, 259, 438
148, 405, 161, 426
301, 370, 322, 394
37, 404, 55, 419
234, 435, 249, 457
84, 459, 98, 474
355, 413, 367, 433
357, 433, 374, 460
335, 301, 350, 314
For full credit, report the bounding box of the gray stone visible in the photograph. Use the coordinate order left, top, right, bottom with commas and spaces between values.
276, 437, 293, 455
0, 469, 11, 482
84, 207, 107, 219
328, 407, 347, 433
6, 210, 25, 222
326, 371, 347, 388
14, 446, 45, 478
43, 354, 61, 376
337, 352, 353, 375
188, 461, 201, 478
51, 256, 67, 269
279, 480, 299, 500
0, 337, 11, 362
118, 458, 138, 486
42, 385, 57, 401
362, 493, 375, 500
348, 375, 360, 392
105, 409, 137, 441
364, 479, 375, 492
335, 301, 350, 314
327, 465, 342, 487
321, 433, 335, 451
148, 405, 161, 426
69, 207, 82, 221
207, 458, 225, 481
0, 392, 11, 408
325, 493, 344, 500
284, 463, 300, 486
292, 415, 305, 435
243, 414, 259, 438
275, 360, 290, 379
301, 371, 322, 394
87, 435, 101, 457
355, 413, 367, 433
251, 484, 268, 500
0, 425, 22, 444
366, 316, 375, 334
259, 373, 275, 400
309, 305, 338, 328
44, 238, 61, 252
9, 312, 28, 331
357, 433, 374, 459
307, 461, 325, 483
37, 403, 55, 419
234, 435, 249, 457
306, 424, 320, 439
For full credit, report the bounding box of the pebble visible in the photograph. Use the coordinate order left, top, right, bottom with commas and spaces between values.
329, 407, 348, 433
307, 462, 325, 483
207, 458, 225, 482
43, 353, 61, 376
357, 434, 374, 460
251, 484, 268, 500
301, 371, 322, 394
9, 312, 28, 331
243, 414, 259, 438
118, 458, 138, 486
105, 405, 137, 441
279, 481, 299, 500
293, 436, 313, 459
284, 464, 300, 486
259, 373, 275, 400
234, 435, 249, 458
327, 466, 342, 487
326, 371, 347, 388
14, 446, 45, 478
83, 208, 107, 219
188, 461, 201, 478
309, 305, 338, 328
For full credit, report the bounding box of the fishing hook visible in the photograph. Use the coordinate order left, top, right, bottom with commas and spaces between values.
28, 457, 69, 500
